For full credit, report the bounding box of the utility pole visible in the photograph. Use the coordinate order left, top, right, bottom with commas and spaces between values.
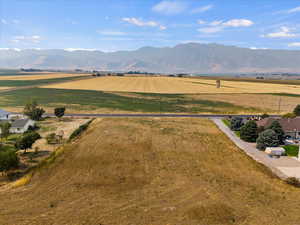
278, 97, 282, 114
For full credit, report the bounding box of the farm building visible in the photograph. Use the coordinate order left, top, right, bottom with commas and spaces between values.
257, 117, 300, 139
9, 119, 35, 134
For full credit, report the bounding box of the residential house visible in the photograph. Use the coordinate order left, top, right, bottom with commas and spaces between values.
9, 119, 35, 134
257, 117, 300, 139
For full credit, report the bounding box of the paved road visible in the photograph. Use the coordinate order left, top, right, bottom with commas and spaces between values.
45, 113, 280, 118
212, 118, 300, 179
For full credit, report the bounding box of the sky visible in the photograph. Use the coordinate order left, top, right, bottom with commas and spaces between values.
1, 0, 300, 52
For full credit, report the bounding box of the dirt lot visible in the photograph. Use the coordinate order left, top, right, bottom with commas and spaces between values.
43, 76, 300, 94
1, 118, 300, 225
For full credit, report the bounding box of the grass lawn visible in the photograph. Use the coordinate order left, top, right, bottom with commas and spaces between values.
0, 88, 259, 113
284, 145, 299, 157
222, 119, 231, 127
0, 76, 86, 87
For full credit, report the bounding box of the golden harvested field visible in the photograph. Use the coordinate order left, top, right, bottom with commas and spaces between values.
43, 76, 300, 94
2, 118, 300, 225
0, 87, 10, 90
0, 73, 89, 80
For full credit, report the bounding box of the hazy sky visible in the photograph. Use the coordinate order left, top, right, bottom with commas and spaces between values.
1, 0, 300, 51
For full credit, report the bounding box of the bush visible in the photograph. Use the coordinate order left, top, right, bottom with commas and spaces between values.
286, 177, 300, 187
0, 150, 19, 172
46, 133, 59, 145
261, 113, 270, 119
230, 117, 244, 131
257, 126, 265, 134
69, 120, 94, 141
282, 113, 296, 119
256, 129, 280, 151
240, 121, 258, 142
267, 120, 285, 144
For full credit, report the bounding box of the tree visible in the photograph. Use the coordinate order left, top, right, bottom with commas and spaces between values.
0, 150, 19, 173
293, 105, 300, 116
256, 129, 280, 151
54, 107, 66, 120
0, 122, 11, 140
240, 121, 258, 142
23, 100, 45, 121
257, 126, 265, 134
267, 120, 285, 144
15, 131, 41, 153
230, 117, 244, 131
261, 113, 270, 119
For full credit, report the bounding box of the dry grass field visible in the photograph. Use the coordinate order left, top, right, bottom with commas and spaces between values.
1, 118, 300, 225
44, 76, 300, 94
0, 73, 89, 80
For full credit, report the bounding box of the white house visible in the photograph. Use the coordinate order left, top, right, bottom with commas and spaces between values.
0, 109, 10, 120
9, 119, 35, 134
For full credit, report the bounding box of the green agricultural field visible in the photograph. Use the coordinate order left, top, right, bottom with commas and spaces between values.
0, 76, 86, 87
0, 88, 260, 113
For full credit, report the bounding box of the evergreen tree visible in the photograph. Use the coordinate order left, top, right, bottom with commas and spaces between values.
267, 120, 285, 144
256, 129, 280, 151
230, 117, 244, 131
240, 120, 258, 142
293, 105, 300, 116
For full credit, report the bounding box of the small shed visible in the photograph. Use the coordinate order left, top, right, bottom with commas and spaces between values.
265, 147, 285, 157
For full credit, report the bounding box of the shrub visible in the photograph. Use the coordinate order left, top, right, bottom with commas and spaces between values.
0, 122, 11, 140
256, 129, 280, 151
46, 133, 59, 145
69, 119, 94, 141
257, 126, 265, 134
0, 150, 19, 172
240, 121, 258, 142
261, 113, 270, 119
230, 117, 244, 131
293, 105, 300, 116
282, 113, 296, 119
286, 177, 300, 187
267, 120, 285, 144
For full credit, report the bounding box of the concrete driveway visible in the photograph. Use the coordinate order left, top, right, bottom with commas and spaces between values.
212, 118, 300, 179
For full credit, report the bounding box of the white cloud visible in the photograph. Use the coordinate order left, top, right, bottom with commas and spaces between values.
287, 6, 300, 13
263, 26, 297, 38
197, 20, 206, 25
152, 1, 187, 15
191, 4, 213, 14
97, 30, 127, 36
222, 19, 254, 27
198, 19, 254, 34
11, 35, 42, 43
1, 19, 8, 24
198, 26, 223, 33
288, 42, 300, 47
209, 20, 223, 26
122, 17, 166, 30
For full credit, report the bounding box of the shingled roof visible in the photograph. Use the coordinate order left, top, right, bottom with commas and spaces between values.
11, 119, 30, 128
257, 117, 300, 132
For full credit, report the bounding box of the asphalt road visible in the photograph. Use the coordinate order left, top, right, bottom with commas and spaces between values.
45, 113, 279, 118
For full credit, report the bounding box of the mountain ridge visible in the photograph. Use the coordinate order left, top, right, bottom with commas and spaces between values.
1, 43, 300, 73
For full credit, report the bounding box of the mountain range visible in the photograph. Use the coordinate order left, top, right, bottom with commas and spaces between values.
1, 43, 300, 73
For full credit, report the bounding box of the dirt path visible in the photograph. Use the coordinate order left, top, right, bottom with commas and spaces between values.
212, 118, 300, 179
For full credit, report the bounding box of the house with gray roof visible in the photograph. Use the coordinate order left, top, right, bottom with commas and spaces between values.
9, 119, 35, 134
